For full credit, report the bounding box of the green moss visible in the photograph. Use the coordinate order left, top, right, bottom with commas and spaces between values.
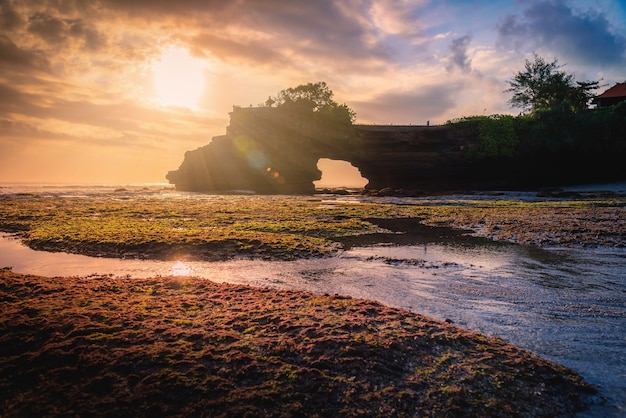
0, 196, 400, 259
1, 194, 623, 259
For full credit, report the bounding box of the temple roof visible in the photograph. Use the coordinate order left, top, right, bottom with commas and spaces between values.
594, 82, 626, 99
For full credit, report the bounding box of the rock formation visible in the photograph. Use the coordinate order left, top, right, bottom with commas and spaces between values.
166, 106, 496, 194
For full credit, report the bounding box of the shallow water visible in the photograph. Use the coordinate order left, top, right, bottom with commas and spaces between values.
1, 182, 625, 415
1, 233, 624, 416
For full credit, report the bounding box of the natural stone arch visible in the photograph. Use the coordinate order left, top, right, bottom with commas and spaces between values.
166, 107, 487, 195
314, 158, 368, 189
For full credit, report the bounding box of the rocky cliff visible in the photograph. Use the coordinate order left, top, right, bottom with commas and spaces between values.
166, 107, 508, 194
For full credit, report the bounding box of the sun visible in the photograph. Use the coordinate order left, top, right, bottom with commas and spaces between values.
152, 47, 206, 108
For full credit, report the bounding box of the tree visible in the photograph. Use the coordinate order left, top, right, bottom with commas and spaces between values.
506, 54, 600, 114
568, 80, 602, 112
271, 81, 356, 124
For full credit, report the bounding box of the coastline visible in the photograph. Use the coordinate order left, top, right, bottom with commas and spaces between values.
1, 188, 624, 416
0, 269, 595, 417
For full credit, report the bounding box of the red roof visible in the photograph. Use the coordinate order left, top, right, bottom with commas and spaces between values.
595, 82, 626, 99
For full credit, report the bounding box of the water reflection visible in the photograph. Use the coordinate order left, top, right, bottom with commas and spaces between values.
347, 241, 516, 273
1, 234, 625, 416
171, 261, 192, 276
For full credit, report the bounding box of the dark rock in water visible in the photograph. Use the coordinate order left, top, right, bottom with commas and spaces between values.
166, 107, 624, 194
537, 189, 582, 198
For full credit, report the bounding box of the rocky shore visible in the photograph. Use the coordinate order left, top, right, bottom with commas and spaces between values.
0, 269, 595, 417
1, 193, 623, 263
1, 191, 623, 416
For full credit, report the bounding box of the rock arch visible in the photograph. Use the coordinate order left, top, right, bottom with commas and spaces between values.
166, 107, 481, 194
314, 158, 368, 189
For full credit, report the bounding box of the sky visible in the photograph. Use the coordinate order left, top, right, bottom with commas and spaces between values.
1, 0, 625, 185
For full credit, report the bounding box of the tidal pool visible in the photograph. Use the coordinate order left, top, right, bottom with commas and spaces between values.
1, 234, 624, 416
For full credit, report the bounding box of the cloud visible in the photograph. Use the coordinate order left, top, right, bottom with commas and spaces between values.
0, 118, 65, 141
0, 83, 44, 115
27, 13, 68, 44
190, 33, 289, 67
497, 0, 626, 66
0, 35, 50, 71
68, 20, 105, 51
0, 79, 217, 151
351, 83, 460, 124
103, 0, 396, 66
225, 1, 392, 63
99, 0, 230, 17
0, 2, 23, 30
370, 0, 428, 38
4, 0, 413, 80
446, 35, 473, 72
25, 12, 105, 52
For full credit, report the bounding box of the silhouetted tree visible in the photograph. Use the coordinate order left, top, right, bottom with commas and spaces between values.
506, 54, 600, 114
271, 82, 356, 124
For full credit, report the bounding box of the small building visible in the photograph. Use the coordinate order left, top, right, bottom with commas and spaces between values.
591, 82, 626, 108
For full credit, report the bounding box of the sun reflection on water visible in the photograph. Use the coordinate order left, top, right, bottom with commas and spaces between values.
171, 261, 192, 276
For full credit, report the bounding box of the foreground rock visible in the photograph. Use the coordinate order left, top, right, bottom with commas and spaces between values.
0, 270, 594, 417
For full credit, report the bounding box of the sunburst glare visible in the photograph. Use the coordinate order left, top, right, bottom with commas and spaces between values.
152, 47, 206, 108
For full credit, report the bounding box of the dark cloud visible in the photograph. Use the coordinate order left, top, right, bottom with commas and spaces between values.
100, 0, 231, 17
101, 0, 389, 63
7, 0, 394, 72
0, 2, 23, 30
497, 0, 626, 66
446, 35, 472, 72
68, 20, 105, 51
27, 13, 68, 44
0, 35, 50, 70
352, 83, 460, 124
26, 12, 104, 51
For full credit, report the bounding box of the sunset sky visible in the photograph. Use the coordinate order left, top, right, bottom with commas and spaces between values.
1, 0, 625, 185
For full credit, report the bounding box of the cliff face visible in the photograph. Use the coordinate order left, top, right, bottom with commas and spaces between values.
166, 107, 488, 194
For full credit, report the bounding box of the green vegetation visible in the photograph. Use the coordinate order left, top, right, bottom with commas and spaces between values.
268, 81, 356, 125
506, 53, 600, 114
0, 194, 624, 260
442, 55, 625, 167
516, 102, 626, 158
446, 51, 625, 165
448, 103, 626, 161
447, 114, 519, 159
0, 195, 407, 259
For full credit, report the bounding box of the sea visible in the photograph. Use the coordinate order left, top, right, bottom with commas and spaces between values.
1, 182, 625, 417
